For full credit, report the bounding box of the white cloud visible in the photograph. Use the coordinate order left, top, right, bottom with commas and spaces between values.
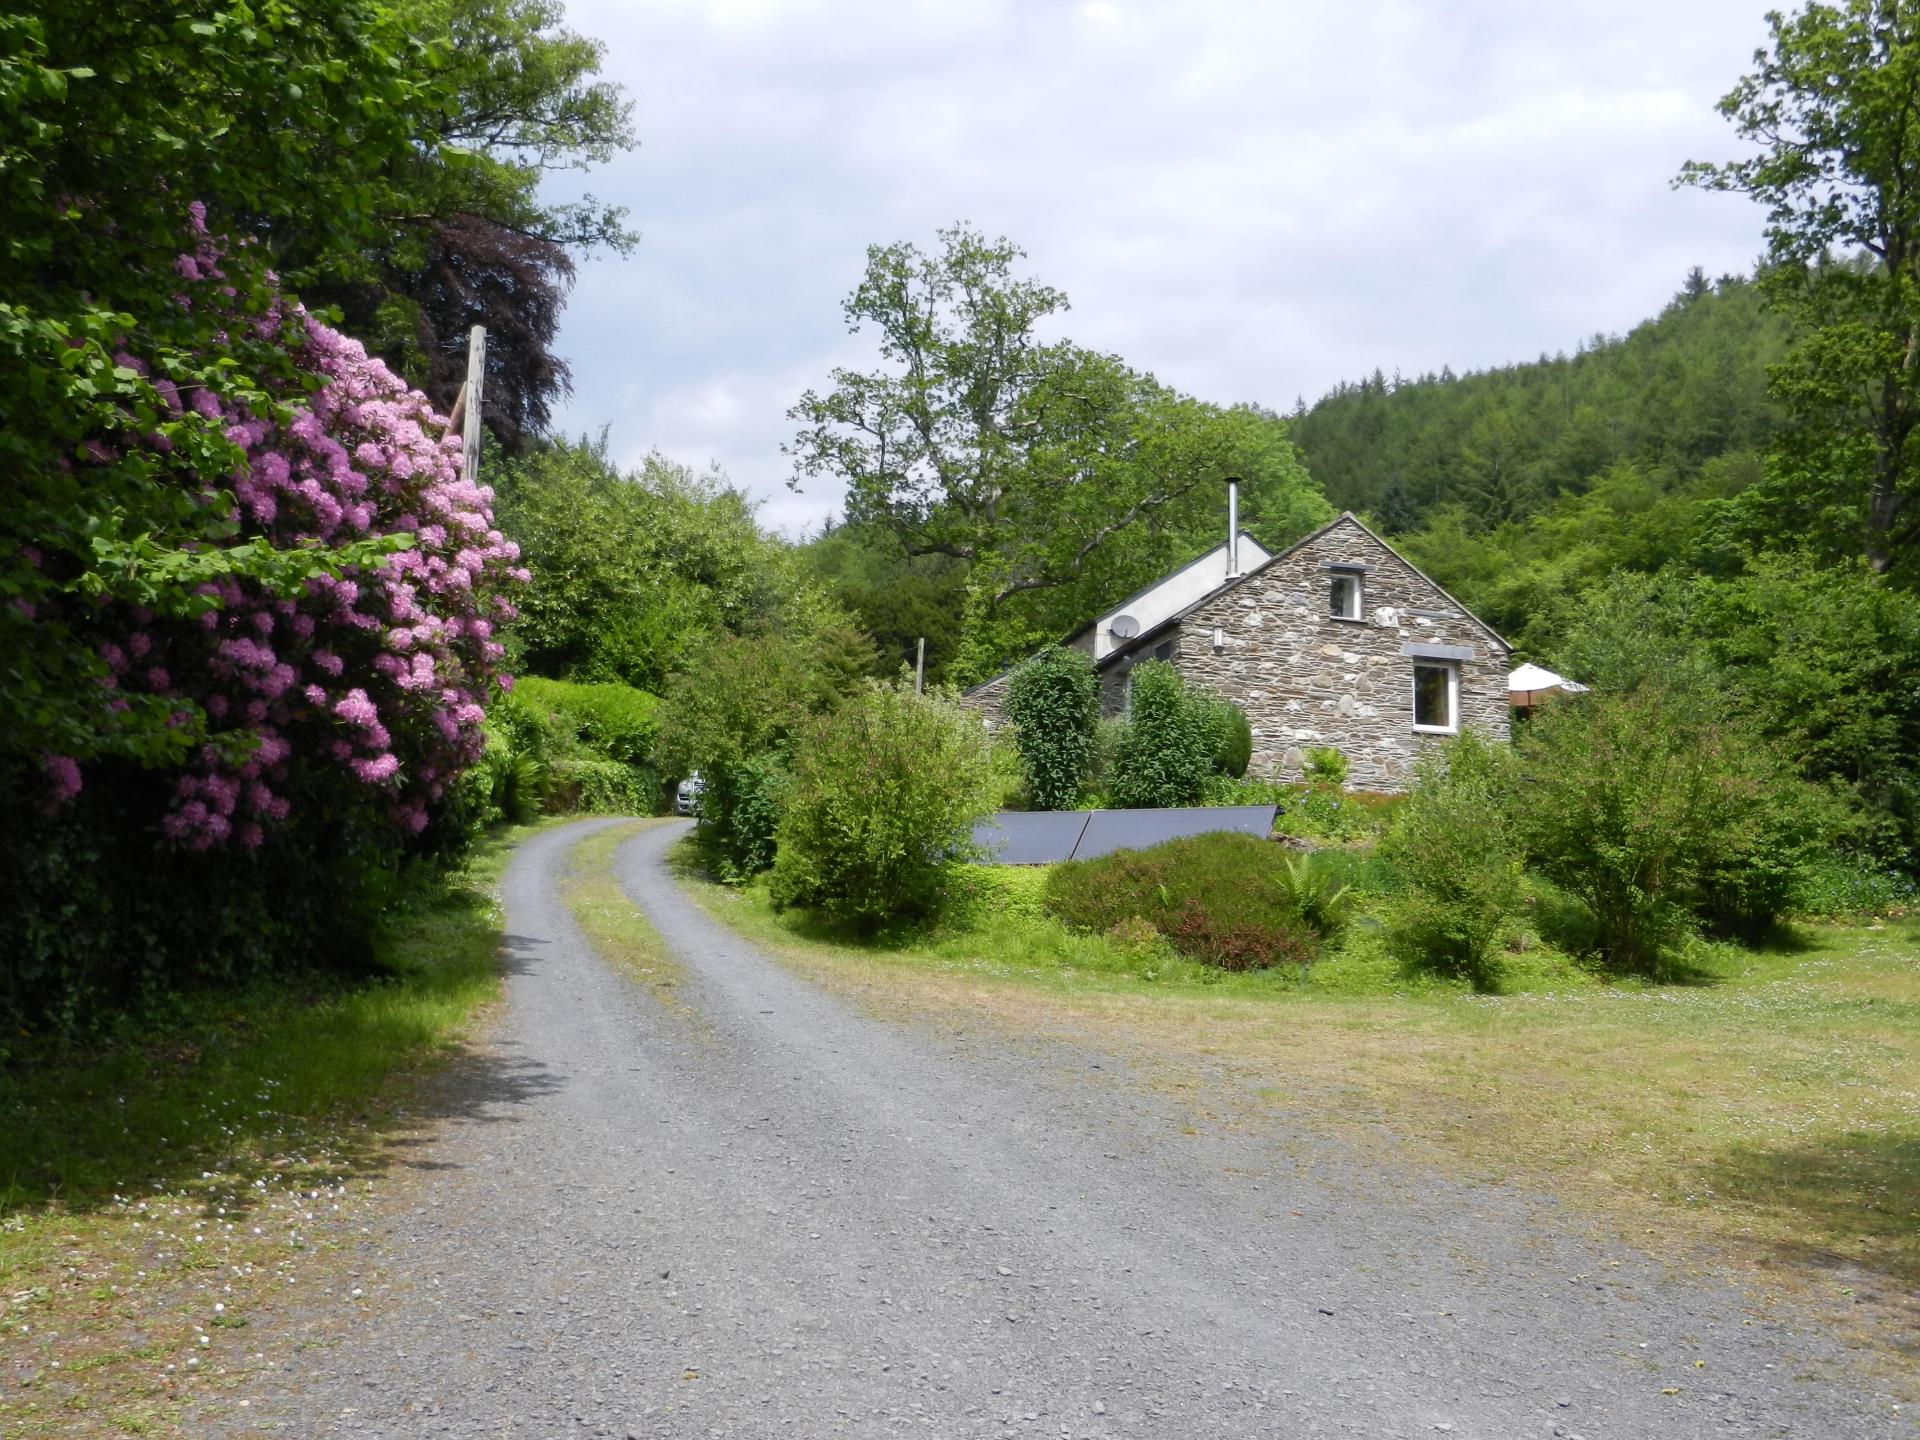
546, 0, 1771, 536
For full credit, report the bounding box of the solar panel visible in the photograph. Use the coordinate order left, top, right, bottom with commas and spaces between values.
969, 805, 1277, 864
970, 810, 1092, 865
1070, 805, 1277, 861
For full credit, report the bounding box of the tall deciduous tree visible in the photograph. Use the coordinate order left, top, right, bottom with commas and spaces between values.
293, 0, 638, 449
494, 438, 842, 691
787, 225, 1328, 668
1681, 0, 1920, 573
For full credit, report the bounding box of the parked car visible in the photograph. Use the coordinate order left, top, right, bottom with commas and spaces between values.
675, 771, 705, 816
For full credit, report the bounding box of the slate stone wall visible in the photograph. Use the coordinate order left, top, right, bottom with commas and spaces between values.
1166, 515, 1509, 791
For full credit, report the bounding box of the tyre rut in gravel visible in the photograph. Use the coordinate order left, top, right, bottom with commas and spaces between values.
223, 817, 1902, 1437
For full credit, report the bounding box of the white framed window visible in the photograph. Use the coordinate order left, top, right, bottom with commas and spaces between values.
1412, 661, 1458, 733
1329, 570, 1364, 621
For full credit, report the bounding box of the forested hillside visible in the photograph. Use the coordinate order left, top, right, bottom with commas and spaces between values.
1291, 271, 1788, 534
1285, 273, 1794, 655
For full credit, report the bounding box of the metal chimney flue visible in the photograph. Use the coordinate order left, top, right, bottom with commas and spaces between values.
1226, 476, 1241, 577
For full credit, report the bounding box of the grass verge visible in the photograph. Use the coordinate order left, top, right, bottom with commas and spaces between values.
676, 844, 1920, 1366
560, 820, 689, 1011
0, 818, 562, 1438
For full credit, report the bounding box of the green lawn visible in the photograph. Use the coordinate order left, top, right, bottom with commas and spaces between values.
0, 819, 558, 1438
680, 847, 1920, 1361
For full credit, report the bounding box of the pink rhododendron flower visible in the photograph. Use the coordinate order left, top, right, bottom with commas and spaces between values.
43, 755, 82, 804
351, 754, 400, 784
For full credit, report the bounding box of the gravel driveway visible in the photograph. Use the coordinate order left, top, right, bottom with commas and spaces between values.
224, 818, 1905, 1437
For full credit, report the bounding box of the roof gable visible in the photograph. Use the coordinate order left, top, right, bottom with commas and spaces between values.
1096, 511, 1510, 668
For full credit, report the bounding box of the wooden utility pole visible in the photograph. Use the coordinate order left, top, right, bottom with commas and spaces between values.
914, 637, 925, 695
461, 325, 487, 483
443, 326, 488, 477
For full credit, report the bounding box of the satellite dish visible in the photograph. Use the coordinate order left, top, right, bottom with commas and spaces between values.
1110, 614, 1140, 640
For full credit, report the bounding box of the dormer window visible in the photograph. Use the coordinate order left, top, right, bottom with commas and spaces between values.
1329, 566, 1364, 621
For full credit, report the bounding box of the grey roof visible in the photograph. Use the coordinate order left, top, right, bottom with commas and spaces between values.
963, 529, 1265, 699
1060, 529, 1269, 650
1094, 511, 1511, 671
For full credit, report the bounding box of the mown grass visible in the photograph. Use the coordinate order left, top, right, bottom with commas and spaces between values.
677, 843, 1920, 1359
0, 818, 560, 1438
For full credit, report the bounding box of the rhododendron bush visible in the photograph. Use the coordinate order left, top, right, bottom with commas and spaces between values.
34, 217, 526, 848
1, 216, 524, 1023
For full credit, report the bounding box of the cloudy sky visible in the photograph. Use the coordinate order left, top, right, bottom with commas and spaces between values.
544, 0, 1772, 536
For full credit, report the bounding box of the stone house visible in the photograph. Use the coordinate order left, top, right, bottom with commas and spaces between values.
961, 512, 1511, 793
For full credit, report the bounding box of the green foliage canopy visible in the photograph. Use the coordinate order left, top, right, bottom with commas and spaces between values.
1556, 557, 1920, 866
1511, 687, 1838, 973
788, 225, 1329, 675
1290, 276, 1785, 543
495, 438, 861, 692
1681, 0, 1920, 575
1, 5, 431, 771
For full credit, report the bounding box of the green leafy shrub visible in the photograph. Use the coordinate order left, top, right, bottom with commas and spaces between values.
472, 724, 549, 826
1110, 662, 1219, 808
1273, 783, 1401, 841
492, 678, 661, 815
1273, 854, 1356, 941
1303, 746, 1349, 786
1794, 853, 1918, 918
551, 757, 652, 816
1691, 779, 1851, 940
0, 770, 432, 1031
1004, 646, 1100, 810
1513, 686, 1837, 974
1199, 774, 1290, 807
656, 633, 840, 780
1210, 702, 1253, 778
1303, 845, 1403, 900
655, 631, 879, 876
486, 687, 568, 766
1526, 873, 1608, 958
986, 733, 1032, 811
1087, 716, 1129, 800
1379, 732, 1523, 989
513, 677, 660, 768
942, 863, 1053, 928
700, 754, 790, 881
770, 687, 995, 929
1043, 832, 1330, 971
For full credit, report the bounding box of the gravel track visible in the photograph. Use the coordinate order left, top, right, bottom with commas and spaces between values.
223, 817, 1903, 1437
